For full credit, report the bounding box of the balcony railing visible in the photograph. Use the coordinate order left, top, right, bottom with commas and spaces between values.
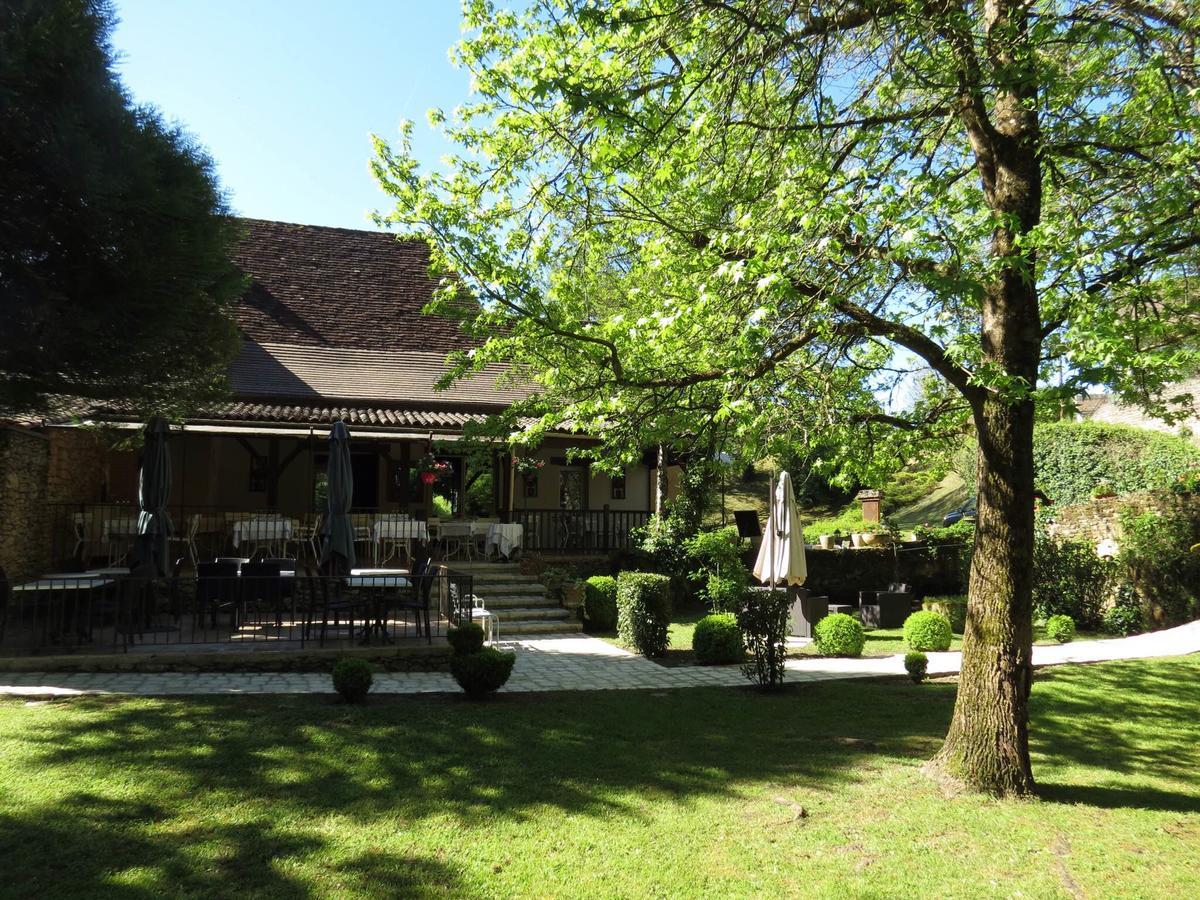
510, 507, 651, 555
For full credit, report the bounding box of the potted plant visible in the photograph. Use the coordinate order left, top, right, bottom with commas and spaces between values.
417, 454, 453, 485
859, 523, 883, 547
818, 533, 835, 550
512, 456, 546, 475
562, 579, 586, 611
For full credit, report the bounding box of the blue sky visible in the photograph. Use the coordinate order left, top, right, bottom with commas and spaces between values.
111, 1, 470, 230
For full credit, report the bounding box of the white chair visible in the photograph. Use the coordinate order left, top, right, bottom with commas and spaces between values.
472, 595, 499, 643
295, 513, 322, 562
168, 513, 201, 568
439, 521, 473, 560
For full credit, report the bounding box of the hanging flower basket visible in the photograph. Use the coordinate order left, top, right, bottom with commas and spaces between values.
417, 454, 453, 485
512, 456, 546, 475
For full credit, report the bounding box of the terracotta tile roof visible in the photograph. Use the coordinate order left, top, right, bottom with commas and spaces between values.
228, 340, 525, 408
232, 218, 472, 353
197, 402, 493, 431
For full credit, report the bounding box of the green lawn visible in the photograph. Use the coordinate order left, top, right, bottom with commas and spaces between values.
632, 613, 1094, 664
2, 656, 1199, 897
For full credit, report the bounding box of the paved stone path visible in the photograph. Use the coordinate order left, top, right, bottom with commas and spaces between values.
2, 621, 1197, 697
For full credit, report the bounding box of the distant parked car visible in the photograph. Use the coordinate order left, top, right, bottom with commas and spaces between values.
942, 499, 977, 527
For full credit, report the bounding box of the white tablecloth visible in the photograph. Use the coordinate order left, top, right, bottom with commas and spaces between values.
372, 520, 430, 542
231, 519, 294, 549
486, 523, 523, 559
13, 577, 114, 593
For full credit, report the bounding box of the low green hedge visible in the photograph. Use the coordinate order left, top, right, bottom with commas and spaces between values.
904, 611, 952, 651
583, 575, 618, 631
814, 612, 865, 657
332, 658, 373, 703
617, 572, 672, 657
692, 613, 745, 665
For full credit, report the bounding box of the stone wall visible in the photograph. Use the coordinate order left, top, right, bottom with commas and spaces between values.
0, 426, 51, 580
45, 428, 111, 505
1047, 491, 1199, 549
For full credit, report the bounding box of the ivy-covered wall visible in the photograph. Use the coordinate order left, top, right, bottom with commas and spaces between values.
1033, 421, 1200, 505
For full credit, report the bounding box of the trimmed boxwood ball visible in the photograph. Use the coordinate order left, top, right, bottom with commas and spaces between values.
905, 651, 929, 684
1045, 614, 1076, 643
447, 622, 485, 656
814, 612, 865, 657
331, 658, 374, 703
904, 610, 952, 651
692, 613, 745, 664
451, 647, 516, 698
617, 572, 672, 657
583, 575, 618, 631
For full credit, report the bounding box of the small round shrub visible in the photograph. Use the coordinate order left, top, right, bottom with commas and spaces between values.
904, 611, 952, 651
904, 651, 928, 684
583, 575, 618, 631
447, 622, 485, 656
692, 613, 745, 664
450, 647, 516, 698
814, 613, 865, 657
1045, 614, 1076, 643
332, 658, 373, 703
922, 595, 966, 633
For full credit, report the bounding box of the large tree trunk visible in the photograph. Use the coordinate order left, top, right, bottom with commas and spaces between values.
932, 0, 1043, 796
934, 395, 1037, 794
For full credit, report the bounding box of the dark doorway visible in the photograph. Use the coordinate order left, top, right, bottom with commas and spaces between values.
351, 452, 379, 509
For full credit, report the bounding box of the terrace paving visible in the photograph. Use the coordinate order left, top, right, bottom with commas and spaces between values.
2, 621, 1197, 697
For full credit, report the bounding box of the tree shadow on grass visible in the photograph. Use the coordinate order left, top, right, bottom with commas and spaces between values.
0, 792, 473, 899
1030, 658, 1200, 812
3, 655, 1199, 894
6, 680, 949, 831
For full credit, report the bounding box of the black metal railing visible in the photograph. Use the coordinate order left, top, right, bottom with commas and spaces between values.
511, 507, 651, 554
0, 568, 474, 656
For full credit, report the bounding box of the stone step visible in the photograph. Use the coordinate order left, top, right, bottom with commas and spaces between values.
478, 594, 558, 610
465, 579, 548, 592
490, 606, 573, 621
447, 562, 525, 573
500, 619, 583, 635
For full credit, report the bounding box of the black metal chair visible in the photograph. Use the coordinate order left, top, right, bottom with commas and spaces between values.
395, 558, 436, 644
314, 571, 364, 648
240, 561, 284, 634
196, 561, 240, 630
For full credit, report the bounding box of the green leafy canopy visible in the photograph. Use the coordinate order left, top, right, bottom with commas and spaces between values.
372, 0, 1200, 479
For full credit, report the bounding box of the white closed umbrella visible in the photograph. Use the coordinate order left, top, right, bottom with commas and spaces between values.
753, 471, 807, 587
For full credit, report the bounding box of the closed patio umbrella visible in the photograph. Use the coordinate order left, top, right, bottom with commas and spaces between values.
135, 417, 173, 576
320, 420, 356, 573
753, 471, 807, 587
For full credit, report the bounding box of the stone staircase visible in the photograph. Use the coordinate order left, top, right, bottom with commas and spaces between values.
450, 562, 581, 636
